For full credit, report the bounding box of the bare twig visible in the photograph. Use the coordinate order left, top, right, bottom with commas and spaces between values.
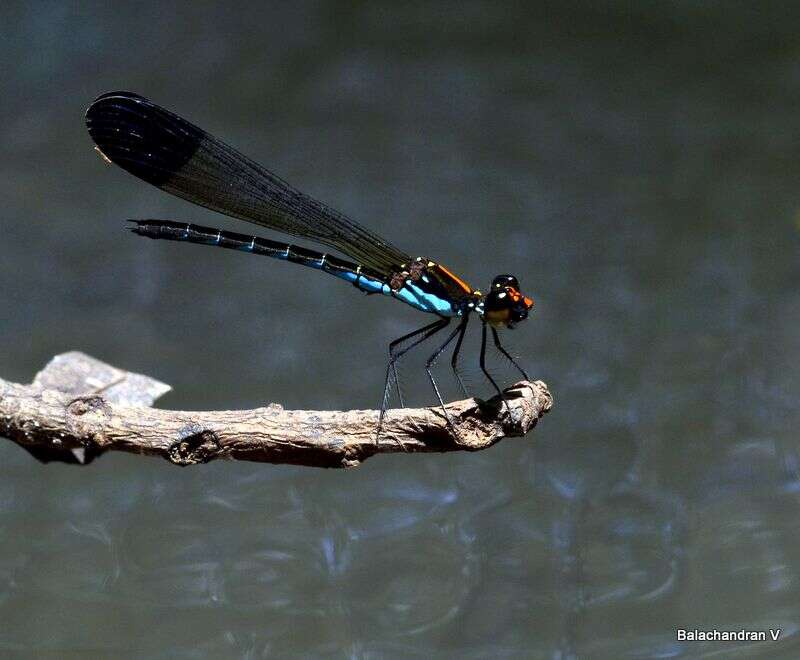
0, 352, 552, 468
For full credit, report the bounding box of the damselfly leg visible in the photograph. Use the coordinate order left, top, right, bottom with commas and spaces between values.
383, 318, 449, 408
480, 321, 511, 415
449, 315, 471, 398
377, 318, 450, 443
491, 326, 529, 381
425, 318, 471, 434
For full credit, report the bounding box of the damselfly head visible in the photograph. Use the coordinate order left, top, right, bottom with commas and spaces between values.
483, 274, 534, 328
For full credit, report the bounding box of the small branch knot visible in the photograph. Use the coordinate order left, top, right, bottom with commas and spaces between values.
66, 395, 111, 447
168, 429, 222, 466
67, 395, 109, 417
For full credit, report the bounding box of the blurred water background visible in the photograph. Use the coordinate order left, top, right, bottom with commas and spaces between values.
3, 1, 800, 657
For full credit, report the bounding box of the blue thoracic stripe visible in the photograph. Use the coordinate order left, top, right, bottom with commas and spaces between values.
130, 220, 460, 317
335, 271, 457, 316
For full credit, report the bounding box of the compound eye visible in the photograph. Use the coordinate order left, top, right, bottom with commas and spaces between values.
492, 274, 519, 290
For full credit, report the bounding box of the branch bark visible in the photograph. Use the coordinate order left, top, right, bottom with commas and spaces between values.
0, 352, 552, 468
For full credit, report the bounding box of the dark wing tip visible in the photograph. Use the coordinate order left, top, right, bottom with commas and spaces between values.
85, 91, 203, 187
86, 90, 147, 110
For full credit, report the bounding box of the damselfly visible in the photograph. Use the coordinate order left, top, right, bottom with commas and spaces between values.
85, 92, 534, 437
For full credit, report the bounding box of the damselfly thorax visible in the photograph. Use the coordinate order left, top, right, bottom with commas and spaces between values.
382, 257, 483, 318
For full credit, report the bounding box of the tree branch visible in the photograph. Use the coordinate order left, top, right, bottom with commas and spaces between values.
0, 352, 552, 468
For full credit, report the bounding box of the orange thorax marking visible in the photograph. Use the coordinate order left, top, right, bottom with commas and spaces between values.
432, 263, 474, 296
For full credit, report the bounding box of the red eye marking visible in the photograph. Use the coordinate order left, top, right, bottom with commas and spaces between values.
504, 286, 533, 310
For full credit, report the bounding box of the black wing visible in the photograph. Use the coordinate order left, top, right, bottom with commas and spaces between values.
85, 91, 411, 275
